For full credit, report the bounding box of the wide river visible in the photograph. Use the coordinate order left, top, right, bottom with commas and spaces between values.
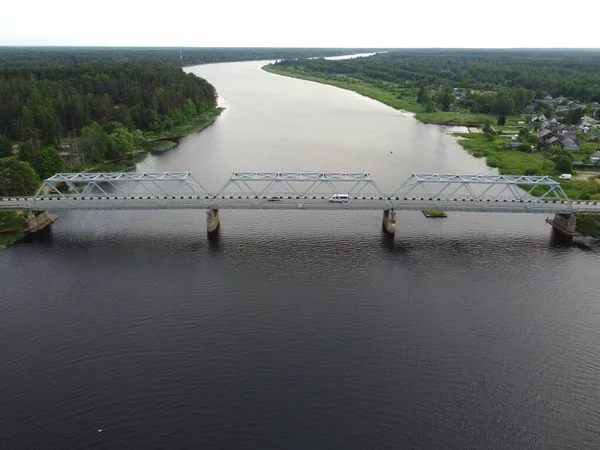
2, 60, 600, 449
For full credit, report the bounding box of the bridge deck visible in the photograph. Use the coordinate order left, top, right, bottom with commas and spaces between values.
2, 196, 599, 214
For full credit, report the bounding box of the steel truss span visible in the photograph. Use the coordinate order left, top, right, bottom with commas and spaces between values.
1, 172, 599, 215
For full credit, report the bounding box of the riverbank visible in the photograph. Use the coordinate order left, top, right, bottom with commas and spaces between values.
263, 63, 600, 239
67, 108, 222, 172
263, 65, 509, 126
0, 212, 27, 248
0, 108, 223, 248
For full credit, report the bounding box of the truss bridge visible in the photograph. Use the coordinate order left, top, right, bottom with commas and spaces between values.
1, 171, 598, 239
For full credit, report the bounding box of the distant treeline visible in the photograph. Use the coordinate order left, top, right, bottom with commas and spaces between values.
274, 49, 600, 103
0, 47, 378, 69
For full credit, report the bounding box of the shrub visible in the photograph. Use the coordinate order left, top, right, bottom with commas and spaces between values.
555, 156, 573, 174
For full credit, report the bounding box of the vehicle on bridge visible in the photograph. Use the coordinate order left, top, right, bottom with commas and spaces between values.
329, 194, 349, 203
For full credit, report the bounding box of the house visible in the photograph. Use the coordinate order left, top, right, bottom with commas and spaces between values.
546, 136, 559, 145
563, 138, 579, 151
524, 105, 536, 114
590, 151, 600, 163
553, 96, 567, 104
538, 128, 552, 139
590, 135, 599, 142
539, 121, 550, 130
563, 132, 577, 141
531, 114, 547, 123
60, 143, 72, 150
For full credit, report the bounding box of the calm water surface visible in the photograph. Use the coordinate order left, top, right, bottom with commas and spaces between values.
1, 60, 600, 449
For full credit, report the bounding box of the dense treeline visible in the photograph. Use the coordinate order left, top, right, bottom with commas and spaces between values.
0, 61, 217, 143
0, 61, 218, 187
0, 47, 376, 69
274, 50, 600, 105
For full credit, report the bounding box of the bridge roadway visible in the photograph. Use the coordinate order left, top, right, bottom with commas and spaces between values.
2, 194, 600, 215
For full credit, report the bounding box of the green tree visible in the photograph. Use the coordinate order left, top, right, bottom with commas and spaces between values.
107, 124, 136, 159
491, 92, 515, 116
14, 105, 38, 140
543, 104, 555, 119
512, 88, 529, 112
438, 92, 452, 112
555, 156, 573, 174
80, 122, 110, 162
564, 108, 584, 125
182, 98, 197, 118
417, 86, 429, 104
35, 105, 61, 144
18, 139, 40, 165
0, 134, 11, 157
34, 147, 65, 179
0, 159, 41, 196
424, 101, 436, 113
145, 109, 163, 132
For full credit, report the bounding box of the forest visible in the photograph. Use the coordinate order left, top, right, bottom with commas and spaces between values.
0, 47, 372, 69
0, 61, 216, 158
0, 61, 219, 196
273, 50, 600, 112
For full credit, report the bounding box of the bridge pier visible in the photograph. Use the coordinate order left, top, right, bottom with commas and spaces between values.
26, 211, 58, 232
206, 209, 220, 233
546, 213, 577, 242
382, 210, 396, 235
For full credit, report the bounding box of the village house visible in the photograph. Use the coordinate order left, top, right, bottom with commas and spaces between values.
590, 151, 600, 163
537, 128, 552, 140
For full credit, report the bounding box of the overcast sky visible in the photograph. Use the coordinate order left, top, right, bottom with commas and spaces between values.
2, 0, 599, 48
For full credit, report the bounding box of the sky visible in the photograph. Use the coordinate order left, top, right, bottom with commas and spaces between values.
2, 0, 599, 48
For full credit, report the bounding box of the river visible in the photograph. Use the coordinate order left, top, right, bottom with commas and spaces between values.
1, 60, 599, 449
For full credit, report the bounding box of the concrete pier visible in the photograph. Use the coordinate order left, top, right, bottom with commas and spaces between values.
546, 213, 577, 242
382, 210, 396, 235
206, 209, 220, 233
26, 211, 58, 232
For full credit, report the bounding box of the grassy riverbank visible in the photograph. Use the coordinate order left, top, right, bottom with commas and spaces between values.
0, 211, 27, 248
140, 108, 222, 154
576, 215, 600, 238
68, 108, 222, 170
264, 65, 508, 125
